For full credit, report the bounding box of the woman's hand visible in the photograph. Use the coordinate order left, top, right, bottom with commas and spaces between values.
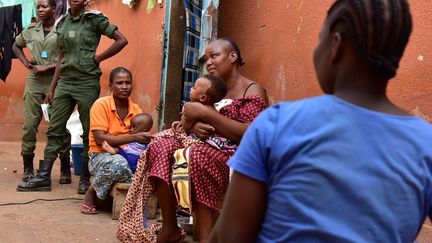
191, 121, 215, 140
44, 89, 54, 104
132, 132, 154, 144
32, 65, 48, 75
182, 102, 207, 123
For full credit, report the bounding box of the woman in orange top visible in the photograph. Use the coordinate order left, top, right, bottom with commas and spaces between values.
81, 67, 152, 214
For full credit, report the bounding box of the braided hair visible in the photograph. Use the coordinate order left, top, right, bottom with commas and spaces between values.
327, 0, 412, 79
219, 37, 246, 67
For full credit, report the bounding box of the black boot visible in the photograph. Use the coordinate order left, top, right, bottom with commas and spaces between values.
17, 159, 54, 192
22, 154, 34, 182
77, 156, 90, 194
59, 156, 72, 184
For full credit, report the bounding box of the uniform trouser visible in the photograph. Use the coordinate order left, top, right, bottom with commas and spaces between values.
21, 75, 70, 157
44, 80, 100, 179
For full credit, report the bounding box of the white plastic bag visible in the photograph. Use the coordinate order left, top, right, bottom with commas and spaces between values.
66, 110, 83, 145
41, 104, 50, 122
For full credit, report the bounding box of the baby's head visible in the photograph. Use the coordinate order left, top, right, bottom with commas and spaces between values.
130, 113, 153, 133
189, 74, 227, 105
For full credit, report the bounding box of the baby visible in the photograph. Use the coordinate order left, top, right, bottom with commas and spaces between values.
169, 74, 234, 151
102, 113, 153, 172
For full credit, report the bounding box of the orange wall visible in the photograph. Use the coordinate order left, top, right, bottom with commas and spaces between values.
0, 1, 165, 141
219, 0, 432, 121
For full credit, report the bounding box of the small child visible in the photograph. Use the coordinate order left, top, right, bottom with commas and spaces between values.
102, 113, 153, 172
211, 1, 432, 242
159, 74, 232, 151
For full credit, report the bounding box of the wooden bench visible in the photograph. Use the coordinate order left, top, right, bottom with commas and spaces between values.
110, 183, 131, 220
110, 182, 158, 220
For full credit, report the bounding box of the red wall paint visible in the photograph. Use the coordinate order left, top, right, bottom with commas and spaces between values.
0, 1, 165, 141
219, 0, 432, 121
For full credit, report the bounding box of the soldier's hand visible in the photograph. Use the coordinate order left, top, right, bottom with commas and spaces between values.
44, 90, 54, 104
32, 65, 47, 75
25, 62, 33, 69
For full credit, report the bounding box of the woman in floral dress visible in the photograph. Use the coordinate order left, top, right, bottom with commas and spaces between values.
117, 38, 269, 243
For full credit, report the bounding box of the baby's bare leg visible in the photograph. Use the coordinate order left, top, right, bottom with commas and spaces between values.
102, 141, 118, 155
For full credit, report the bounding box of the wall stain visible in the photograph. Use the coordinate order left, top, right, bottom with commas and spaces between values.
278, 64, 287, 100
297, 0, 303, 11
297, 16, 303, 34
411, 106, 431, 122
1, 95, 22, 121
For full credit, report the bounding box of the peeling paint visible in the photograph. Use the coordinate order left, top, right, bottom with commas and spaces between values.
417, 55, 424, 62
1, 95, 22, 121
297, 16, 303, 34
411, 107, 431, 122
297, 0, 303, 11
278, 64, 287, 100
268, 96, 276, 105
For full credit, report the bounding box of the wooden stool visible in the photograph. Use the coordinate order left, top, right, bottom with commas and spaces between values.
109, 183, 159, 220
110, 182, 131, 220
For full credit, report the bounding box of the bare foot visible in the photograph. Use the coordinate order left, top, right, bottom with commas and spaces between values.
102, 141, 117, 155
156, 226, 182, 243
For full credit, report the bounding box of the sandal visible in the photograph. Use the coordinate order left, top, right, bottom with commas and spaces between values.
81, 204, 99, 214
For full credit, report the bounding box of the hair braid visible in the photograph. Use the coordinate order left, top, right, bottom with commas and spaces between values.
327, 0, 412, 79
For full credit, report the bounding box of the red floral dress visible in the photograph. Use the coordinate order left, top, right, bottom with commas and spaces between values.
117, 95, 267, 242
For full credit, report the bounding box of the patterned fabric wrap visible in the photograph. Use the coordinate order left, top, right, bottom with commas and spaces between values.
89, 152, 133, 200
172, 147, 191, 211
116, 95, 267, 242
182, 0, 202, 103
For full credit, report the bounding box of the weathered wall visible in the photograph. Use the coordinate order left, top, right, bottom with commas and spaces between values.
219, 0, 432, 121
0, 1, 165, 141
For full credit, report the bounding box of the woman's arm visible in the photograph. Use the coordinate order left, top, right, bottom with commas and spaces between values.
44, 48, 63, 104
94, 30, 128, 65
12, 42, 32, 69
32, 63, 57, 75
182, 103, 248, 144
210, 172, 267, 243
92, 130, 153, 147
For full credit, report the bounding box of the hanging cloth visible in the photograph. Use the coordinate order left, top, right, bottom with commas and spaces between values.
0, 4, 23, 81
181, 0, 201, 103
0, 0, 36, 28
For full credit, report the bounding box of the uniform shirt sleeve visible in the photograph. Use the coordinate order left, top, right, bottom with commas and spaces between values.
14, 28, 30, 47
94, 14, 118, 38
228, 105, 279, 182
90, 99, 109, 132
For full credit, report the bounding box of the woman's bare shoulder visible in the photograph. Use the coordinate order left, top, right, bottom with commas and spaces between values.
243, 79, 269, 105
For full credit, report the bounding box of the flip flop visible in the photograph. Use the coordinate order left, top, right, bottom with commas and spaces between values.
81, 204, 99, 214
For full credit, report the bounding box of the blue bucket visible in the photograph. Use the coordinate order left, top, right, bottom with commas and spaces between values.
71, 144, 84, 175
